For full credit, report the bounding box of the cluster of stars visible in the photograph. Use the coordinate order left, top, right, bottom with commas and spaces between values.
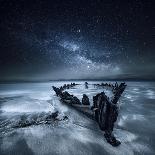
0, 0, 154, 80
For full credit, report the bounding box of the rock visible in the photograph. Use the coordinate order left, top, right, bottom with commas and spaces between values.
63, 116, 68, 120
51, 111, 59, 119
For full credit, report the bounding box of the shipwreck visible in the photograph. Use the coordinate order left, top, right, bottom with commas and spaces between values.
52, 82, 127, 147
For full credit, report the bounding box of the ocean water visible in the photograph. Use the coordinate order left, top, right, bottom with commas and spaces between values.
0, 81, 155, 155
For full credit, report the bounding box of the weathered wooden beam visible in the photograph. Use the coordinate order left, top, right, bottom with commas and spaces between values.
52, 82, 127, 147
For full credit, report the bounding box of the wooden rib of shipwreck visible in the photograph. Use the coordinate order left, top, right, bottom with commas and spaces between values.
52, 82, 127, 147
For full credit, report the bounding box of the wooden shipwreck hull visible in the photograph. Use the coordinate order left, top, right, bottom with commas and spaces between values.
52, 82, 127, 147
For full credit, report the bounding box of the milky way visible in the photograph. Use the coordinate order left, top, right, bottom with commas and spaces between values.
0, 0, 155, 81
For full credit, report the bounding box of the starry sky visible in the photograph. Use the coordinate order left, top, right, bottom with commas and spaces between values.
0, 0, 155, 81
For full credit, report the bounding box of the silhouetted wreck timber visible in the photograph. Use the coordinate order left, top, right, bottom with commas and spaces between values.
85, 81, 89, 89
82, 94, 90, 105
52, 82, 126, 147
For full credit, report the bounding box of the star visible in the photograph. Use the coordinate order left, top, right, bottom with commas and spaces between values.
77, 29, 81, 33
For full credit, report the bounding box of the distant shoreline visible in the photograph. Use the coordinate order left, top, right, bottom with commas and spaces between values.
0, 79, 155, 84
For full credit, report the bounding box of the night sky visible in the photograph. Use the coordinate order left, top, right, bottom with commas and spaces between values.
0, 0, 155, 81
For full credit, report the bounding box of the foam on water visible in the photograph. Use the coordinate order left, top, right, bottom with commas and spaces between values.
146, 89, 155, 99
1, 97, 54, 113
118, 114, 146, 127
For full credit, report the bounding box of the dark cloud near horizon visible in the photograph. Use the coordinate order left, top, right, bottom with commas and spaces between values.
0, 0, 155, 80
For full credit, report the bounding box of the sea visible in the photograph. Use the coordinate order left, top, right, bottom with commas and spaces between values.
0, 81, 155, 155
